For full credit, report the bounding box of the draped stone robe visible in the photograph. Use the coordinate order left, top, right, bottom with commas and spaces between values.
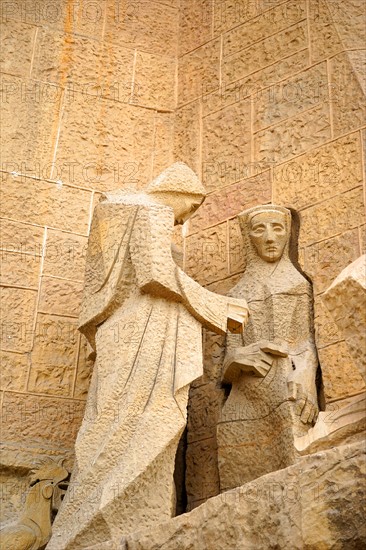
217, 214, 319, 491
49, 193, 238, 549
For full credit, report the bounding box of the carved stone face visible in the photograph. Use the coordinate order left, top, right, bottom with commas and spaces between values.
249, 211, 288, 262
151, 192, 204, 225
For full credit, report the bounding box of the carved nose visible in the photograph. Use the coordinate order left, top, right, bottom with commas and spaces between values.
264, 228, 275, 242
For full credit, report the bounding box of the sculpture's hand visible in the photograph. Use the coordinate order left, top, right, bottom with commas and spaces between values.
222, 340, 288, 383
287, 381, 319, 424
227, 300, 249, 334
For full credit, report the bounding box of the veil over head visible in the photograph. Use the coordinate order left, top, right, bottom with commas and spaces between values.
146, 162, 206, 196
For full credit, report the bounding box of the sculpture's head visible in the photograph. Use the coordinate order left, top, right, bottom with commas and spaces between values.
146, 162, 206, 225
239, 204, 291, 264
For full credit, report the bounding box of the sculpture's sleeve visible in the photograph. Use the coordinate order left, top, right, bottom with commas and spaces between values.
129, 205, 183, 302
176, 268, 246, 335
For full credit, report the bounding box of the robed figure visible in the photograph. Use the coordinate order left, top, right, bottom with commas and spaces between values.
217, 204, 319, 491
49, 163, 248, 548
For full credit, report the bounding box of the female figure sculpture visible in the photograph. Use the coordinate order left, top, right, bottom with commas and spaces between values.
49, 163, 248, 548
217, 204, 319, 491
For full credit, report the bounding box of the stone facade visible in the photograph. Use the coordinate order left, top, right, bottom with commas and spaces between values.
0, 0, 365, 534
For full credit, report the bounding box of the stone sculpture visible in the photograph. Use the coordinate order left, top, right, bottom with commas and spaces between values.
48, 163, 249, 549
0, 459, 69, 550
217, 204, 319, 491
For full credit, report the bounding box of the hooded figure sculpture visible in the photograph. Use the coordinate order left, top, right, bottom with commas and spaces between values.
217, 204, 319, 491
49, 163, 248, 549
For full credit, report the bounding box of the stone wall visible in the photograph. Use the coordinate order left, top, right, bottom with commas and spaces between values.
177, 0, 366, 510
0, 0, 365, 522
0, 0, 179, 521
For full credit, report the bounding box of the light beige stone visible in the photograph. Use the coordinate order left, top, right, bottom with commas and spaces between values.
303, 229, 361, 295
203, 49, 309, 116
326, 0, 366, 50
48, 164, 249, 548
178, 39, 220, 105
152, 113, 175, 178
308, 0, 344, 63
38, 277, 83, 317
318, 341, 365, 402
217, 205, 319, 491
133, 51, 176, 110
185, 437, 220, 506
0, 459, 69, 550
254, 103, 332, 164
0, 287, 37, 353
73, 336, 94, 400
0, 76, 63, 172
122, 441, 366, 550
0, 351, 29, 392
253, 63, 328, 133
0, 19, 37, 77
329, 51, 366, 138
0, 220, 44, 256
0, 174, 92, 234
222, 21, 308, 85
0, 251, 41, 289
178, 0, 212, 56
104, 0, 178, 57
322, 255, 366, 382
185, 223, 228, 285
223, 0, 306, 58
202, 99, 251, 192
174, 101, 201, 175
189, 172, 271, 234
273, 132, 364, 210
299, 186, 365, 246
43, 230, 87, 282
313, 296, 342, 349
54, 95, 155, 191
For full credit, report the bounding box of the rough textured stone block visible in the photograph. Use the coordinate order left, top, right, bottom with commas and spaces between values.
322, 254, 366, 382
0, 351, 29, 392
32, 30, 134, 102
104, 0, 178, 57
178, 39, 220, 105
228, 218, 246, 274
223, 0, 306, 57
73, 336, 93, 400
0, 220, 44, 256
1, 392, 85, 448
179, 0, 213, 56
28, 364, 75, 397
0, 287, 37, 352
55, 96, 155, 190
174, 101, 201, 175
133, 51, 176, 110
0, 251, 41, 289
0, 174, 91, 234
314, 296, 342, 349
308, 0, 343, 63
206, 273, 243, 295
187, 384, 226, 443
189, 172, 271, 234
327, 0, 366, 50
202, 99, 251, 192
31, 313, 79, 370
0, 20, 36, 77
0, 76, 63, 171
223, 22, 307, 84
185, 223, 228, 284
273, 132, 364, 210
186, 437, 220, 504
299, 186, 365, 246
43, 229, 87, 281
303, 229, 361, 295
253, 63, 328, 132
152, 113, 174, 178
318, 341, 365, 402
203, 49, 309, 117
254, 103, 331, 164
330, 51, 366, 138
38, 277, 83, 317
125, 442, 366, 550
